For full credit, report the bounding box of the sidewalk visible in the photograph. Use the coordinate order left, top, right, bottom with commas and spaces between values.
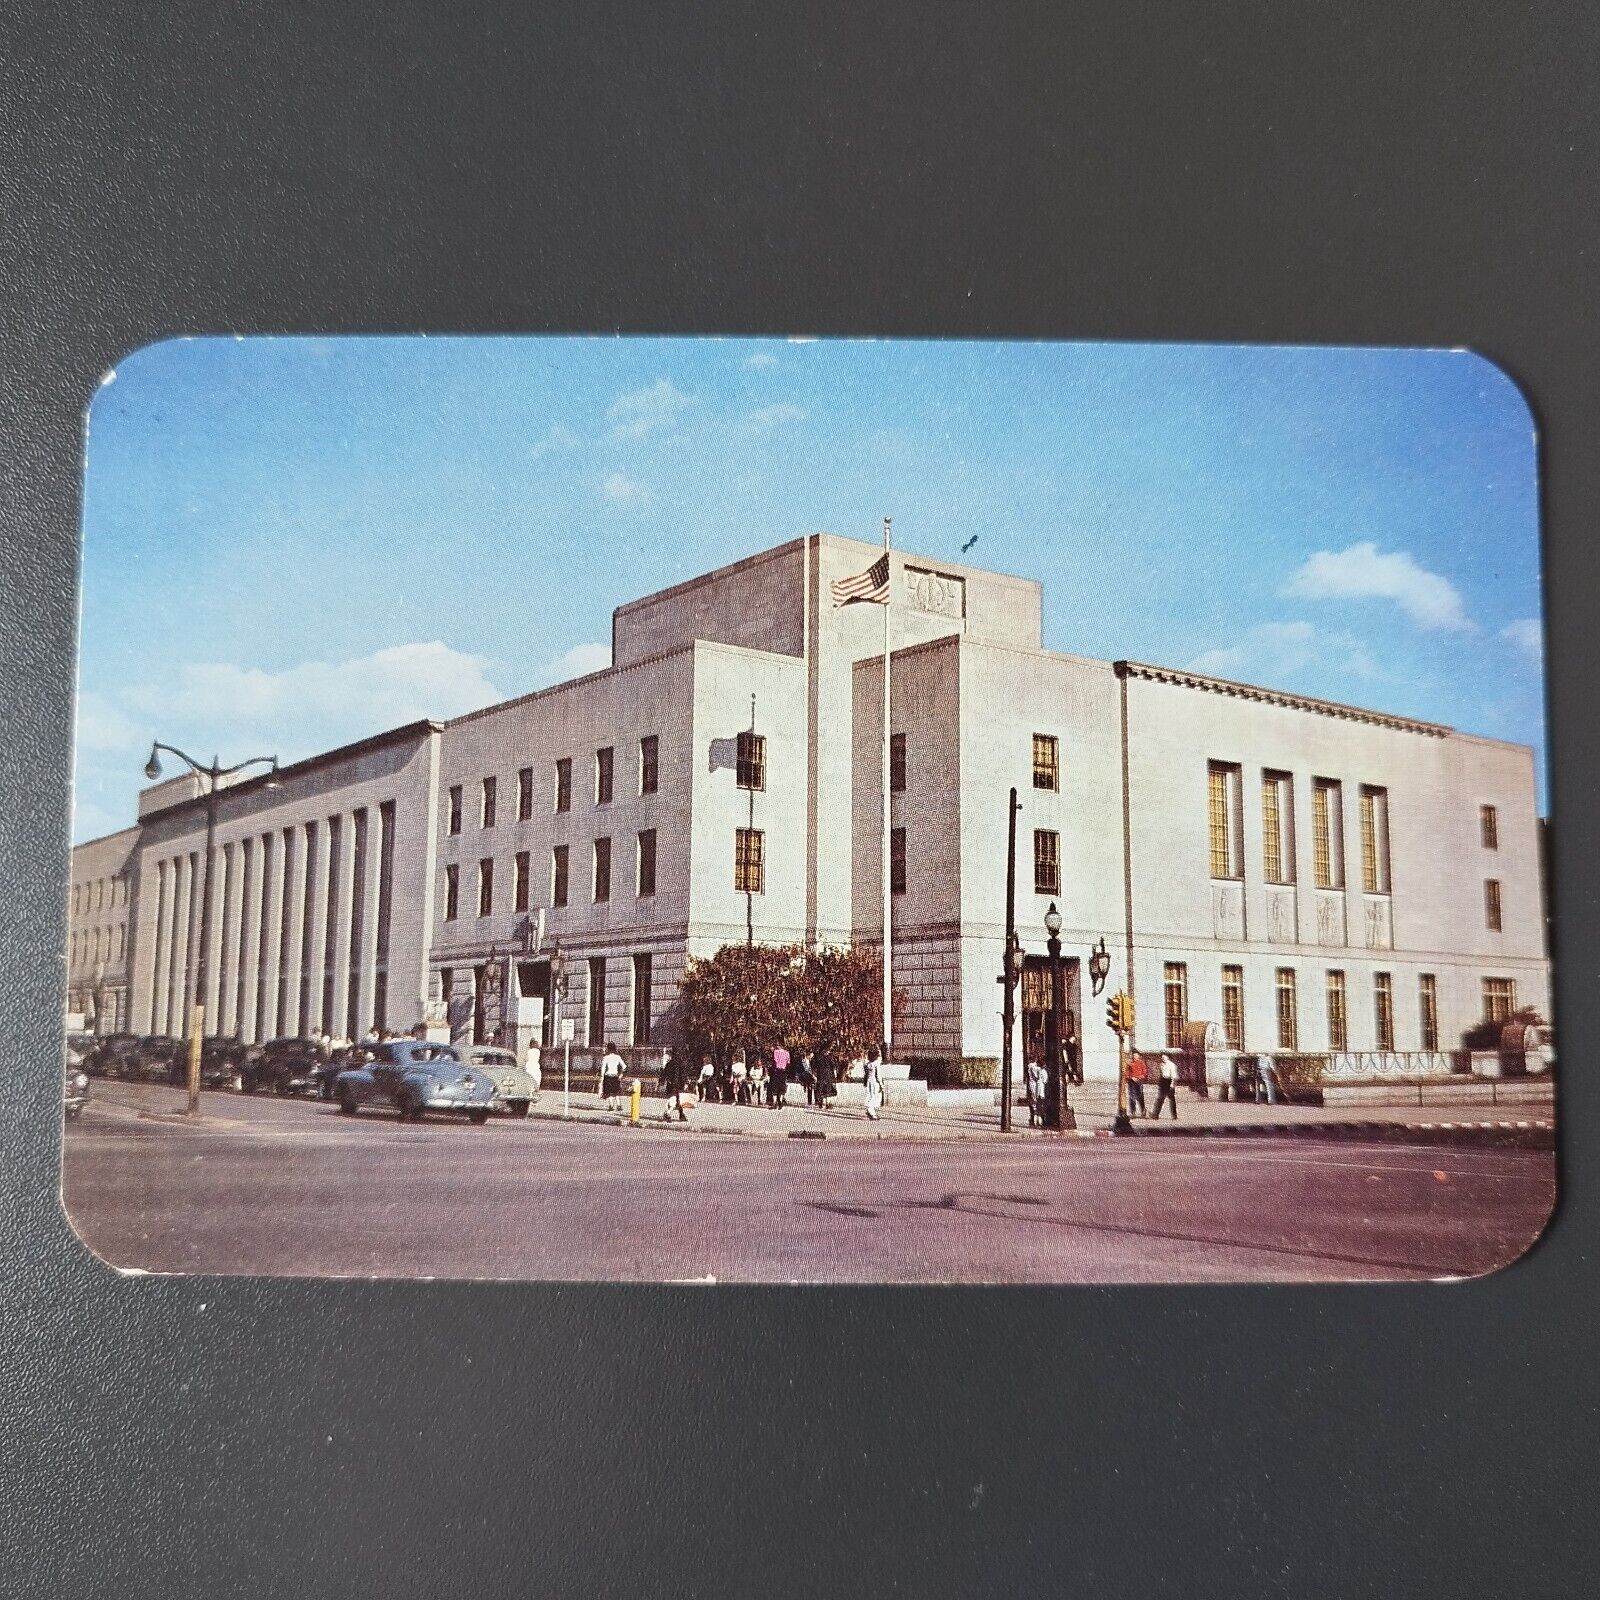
528, 1081, 1556, 1144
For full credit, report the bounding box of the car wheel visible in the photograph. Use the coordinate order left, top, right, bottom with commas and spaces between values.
337, 1088, 358, 1116
399, 1093, 423, 1123
467, 1109, 490, 1126
509, 1099, 531, 1119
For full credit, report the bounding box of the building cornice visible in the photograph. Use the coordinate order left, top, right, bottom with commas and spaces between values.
139, 719, 445, 826
1113, 660, 1453, 738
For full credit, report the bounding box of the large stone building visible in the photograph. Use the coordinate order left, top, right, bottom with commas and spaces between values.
70, 533, 1550, 1079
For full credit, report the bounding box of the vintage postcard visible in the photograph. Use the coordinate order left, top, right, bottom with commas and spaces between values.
61, 337, 1555, 1282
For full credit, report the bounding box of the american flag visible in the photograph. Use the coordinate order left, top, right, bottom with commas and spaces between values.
830, 552, 892, 607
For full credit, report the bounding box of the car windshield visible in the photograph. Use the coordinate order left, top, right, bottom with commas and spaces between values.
473, 1050, 517, 1067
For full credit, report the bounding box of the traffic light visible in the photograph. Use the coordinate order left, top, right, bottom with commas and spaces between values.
1106, 992, 1134, 1034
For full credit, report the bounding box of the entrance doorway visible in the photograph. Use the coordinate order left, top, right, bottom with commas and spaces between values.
517, 960, 554, 1047
1020, 955, 1082, 1081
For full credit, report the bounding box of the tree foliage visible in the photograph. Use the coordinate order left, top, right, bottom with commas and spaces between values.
676, 942, 887, 1063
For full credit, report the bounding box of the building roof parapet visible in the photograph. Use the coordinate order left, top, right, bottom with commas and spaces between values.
1113, 660, 1453, 737
138, 719, 445, 825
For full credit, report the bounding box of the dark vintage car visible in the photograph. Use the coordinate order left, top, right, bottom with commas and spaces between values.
135, 1036, 188, 1085
246, 1037, 327, 1096
84, 1032, 141, 1078
334, 1041, 496, 1123
198, 1036, 254, 1090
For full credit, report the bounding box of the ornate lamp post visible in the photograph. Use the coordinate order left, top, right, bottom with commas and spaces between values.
144, 742, 279, 1116
1042, 901, 1073, 1131
1089, 937, 1111, 997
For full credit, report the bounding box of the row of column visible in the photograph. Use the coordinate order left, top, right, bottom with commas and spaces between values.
144, 802, 395, 1043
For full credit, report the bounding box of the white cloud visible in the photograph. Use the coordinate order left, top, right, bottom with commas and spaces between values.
531, 423, 580, 459
1190, 620, 1381, 685
601, 471, 650, 507
605, 378, 694, 440
1282, 541, 1472, 632
745, 350, 779, 369
126, 641, 502, 739
1499, 617, 1543, 663
74, 690, 141, 754
536, 641, 611, 684
743, 402, 807, 432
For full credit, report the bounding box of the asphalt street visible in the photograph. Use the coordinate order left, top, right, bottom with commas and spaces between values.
61, 1082, 1557, 1284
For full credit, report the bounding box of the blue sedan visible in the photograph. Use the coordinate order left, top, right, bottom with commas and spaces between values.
333, 1041, 497, 1124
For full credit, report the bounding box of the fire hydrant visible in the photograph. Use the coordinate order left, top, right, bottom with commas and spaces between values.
629, 1078, 642, 1126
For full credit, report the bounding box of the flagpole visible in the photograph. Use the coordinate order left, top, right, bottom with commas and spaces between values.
881, 515, 893, 1056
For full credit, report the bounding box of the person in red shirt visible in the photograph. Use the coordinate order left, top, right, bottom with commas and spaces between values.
1126, 1052, 1149, 1118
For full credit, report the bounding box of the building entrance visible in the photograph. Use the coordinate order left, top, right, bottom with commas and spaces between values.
517, 960, 554, 1048
1020, 955, 1082, 1083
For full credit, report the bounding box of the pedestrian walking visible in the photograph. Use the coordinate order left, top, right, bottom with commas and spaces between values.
748, 1056, 767, 1106
1126, 1052, 1149, 1117
813, 1052, 837, 1110
1255, 1051, 1280, 1105
661, 1050, 691, 1121
698, 1058, 716, 1103
769, 1044, 790, 1108
524, 1039, 542, 1097
599, 1043, 625, 1111
1024, 1054, 1044, 1126
731, 1054, 750, 1104
1151, 1052, 1180, 1120
863, 1042, 885, 1121
800, 1052, 818, 1106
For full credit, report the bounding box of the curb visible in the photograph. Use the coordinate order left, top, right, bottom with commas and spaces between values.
1129, 1118, 1555, 1147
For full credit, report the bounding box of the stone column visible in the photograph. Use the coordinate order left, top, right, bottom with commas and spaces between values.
258, 830, 284, 1043
282, 824, 311, 1037
329, 812, 357, 1039
239, 836, 265, 1042
304, 819, 331, 1036
168, 853, 194, 1034
357, 809, 383, 1036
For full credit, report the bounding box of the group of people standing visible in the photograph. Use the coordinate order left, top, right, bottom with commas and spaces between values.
654, 1042, 889, 1122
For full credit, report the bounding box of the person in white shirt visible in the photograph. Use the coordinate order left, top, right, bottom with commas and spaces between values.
524, 1040, 542, 1096
863, 1042, 885, 1121
599, 1043, 625, 1111
1152, 1053, 1180, 1120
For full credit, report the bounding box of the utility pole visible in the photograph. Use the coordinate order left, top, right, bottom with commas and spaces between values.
998, 787, 1021, 1131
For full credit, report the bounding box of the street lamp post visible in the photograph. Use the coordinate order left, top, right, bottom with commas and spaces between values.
998, 786, 1022, 1132
144, 742, 279, 1116
1042, 901, 1075, 1132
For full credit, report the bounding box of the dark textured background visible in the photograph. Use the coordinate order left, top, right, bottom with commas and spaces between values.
2, 4, 1596, 1595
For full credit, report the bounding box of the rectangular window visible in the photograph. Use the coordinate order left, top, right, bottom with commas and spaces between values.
447, 784, 463, 836
1482, 977, 1517, 1024
1312, 778, 1344, 889
632, 952, 653, 1045
587, 957, 606, 1045
1359, 785, 1390, 893
1032, 733, 1059, 792
555, 757, 572, 814
1208, 761, 1243, 879
593, 837, 612, 902
1033, 829, 1060, 896
551, 845, 569, 908
1221, 965, 1245, 1050
639, 735, 659, 795
1326, 970, 1348, 1051
1374, 971, 1395, 1051
1481, 804, 1499, 850
1484, 878, 1503, 931
481, 776, 497, 829
517, 766, 534, 822
637, 829, 657, 897
890, 827, 907, 895
1261, 770, 1295, 884
736, 730, 766, 791
889, 732, 906, 793
513, 850, 530, 912
735, 828, 765, 894
595, 747, 614, 805
1275, 968, 1299, 1051
1163, 962, 1189, 1049
477, 857, 494, 917
1419, 973, 1439, 1052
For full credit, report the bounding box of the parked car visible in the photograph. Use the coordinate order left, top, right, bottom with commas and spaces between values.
247, 1037, 327, 1096
312, 1045, 365, 1101
84, 1032, 141, 1078
459, 1044, 539, 1117
198, 1036, 253, 1090
334, 1041, 495, 1123
136, 1036, 188, 1085
64, 1055, 90, 1119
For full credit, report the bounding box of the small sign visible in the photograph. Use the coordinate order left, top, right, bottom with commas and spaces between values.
560, 1017, 575, 1042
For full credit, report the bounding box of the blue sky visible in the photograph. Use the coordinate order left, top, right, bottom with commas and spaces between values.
75, 337, 1546, 840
